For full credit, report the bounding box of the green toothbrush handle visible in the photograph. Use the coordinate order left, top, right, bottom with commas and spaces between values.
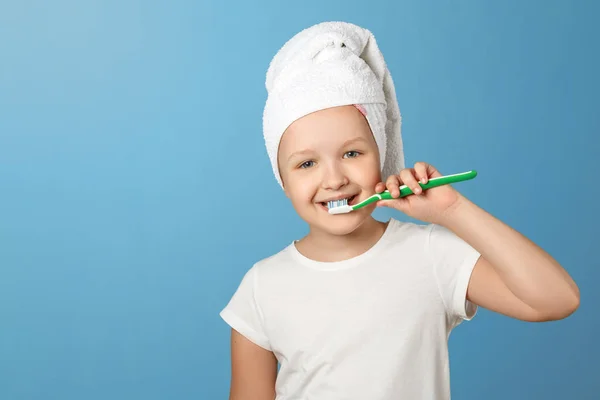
379, 170, 477, 200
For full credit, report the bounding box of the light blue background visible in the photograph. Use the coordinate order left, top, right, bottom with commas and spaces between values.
1, 1, 598, 399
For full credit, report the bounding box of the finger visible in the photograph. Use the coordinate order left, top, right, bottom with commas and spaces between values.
385, 175, 401, 198
377, 199, 394, 208
377, 197, 410, 212
375, 181, 386, 193
376, 199, 394, 208
426, 163, 442, 179
414, 162, 429, 184
400, 168, 422, 195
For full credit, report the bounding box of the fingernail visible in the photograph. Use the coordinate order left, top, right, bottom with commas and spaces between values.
414, 187, 421, 194
421, 178, 427, 184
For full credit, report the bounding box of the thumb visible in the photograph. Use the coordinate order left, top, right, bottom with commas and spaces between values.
377, 198, 410, 211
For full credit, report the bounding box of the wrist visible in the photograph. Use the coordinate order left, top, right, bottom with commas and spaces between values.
435, 193, 473, 228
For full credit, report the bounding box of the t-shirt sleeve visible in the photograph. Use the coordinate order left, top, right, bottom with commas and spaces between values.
220, 266, 271, 351
427, 223, 481, 323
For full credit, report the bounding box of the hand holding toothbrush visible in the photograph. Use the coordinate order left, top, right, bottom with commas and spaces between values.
375, 162, 470, 225
327, 164, 476, 217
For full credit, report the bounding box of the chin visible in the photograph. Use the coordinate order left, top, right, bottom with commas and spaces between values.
309, 206, 373, 236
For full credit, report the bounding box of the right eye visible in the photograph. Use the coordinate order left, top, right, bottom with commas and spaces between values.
299, 161, 315, 169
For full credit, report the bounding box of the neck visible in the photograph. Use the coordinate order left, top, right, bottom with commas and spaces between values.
297, 216, 389, 262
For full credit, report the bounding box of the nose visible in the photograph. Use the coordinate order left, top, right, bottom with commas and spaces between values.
321, 161, 349, 191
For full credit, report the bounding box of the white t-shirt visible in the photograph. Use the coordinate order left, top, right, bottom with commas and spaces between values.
220, 218, 481, 399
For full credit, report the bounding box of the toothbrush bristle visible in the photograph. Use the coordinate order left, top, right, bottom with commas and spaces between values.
327, 198, 349, 210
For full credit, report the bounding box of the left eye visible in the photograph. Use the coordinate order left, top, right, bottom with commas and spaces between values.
344, 151, 360, 158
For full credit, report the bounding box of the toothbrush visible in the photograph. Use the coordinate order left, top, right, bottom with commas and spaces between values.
327, 170, 478, 214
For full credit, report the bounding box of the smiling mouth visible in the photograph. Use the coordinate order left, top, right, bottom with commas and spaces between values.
318, 194, 358, 210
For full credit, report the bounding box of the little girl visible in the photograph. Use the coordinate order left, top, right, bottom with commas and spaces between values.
220, 21, 579, 400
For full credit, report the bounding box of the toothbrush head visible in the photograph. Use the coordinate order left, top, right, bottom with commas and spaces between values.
327, 198, 353, 214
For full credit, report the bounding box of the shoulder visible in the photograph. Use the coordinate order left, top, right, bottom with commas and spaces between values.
221, 242, 297, 306
383, 219, 476, 263
386, 218, 468, 249
241, 242, 298, 282
384, 218, 434, 248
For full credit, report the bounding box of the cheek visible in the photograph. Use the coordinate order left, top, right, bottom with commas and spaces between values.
353, 155, 382, 185
286, 174, 317, 203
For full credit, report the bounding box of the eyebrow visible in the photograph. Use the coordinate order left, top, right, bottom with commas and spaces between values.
287, 137, 368, 162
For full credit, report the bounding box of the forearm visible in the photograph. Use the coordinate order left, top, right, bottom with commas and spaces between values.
439, 194, 580, 314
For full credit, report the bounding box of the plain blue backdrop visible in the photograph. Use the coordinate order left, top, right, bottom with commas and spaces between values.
1, 0, 598, 399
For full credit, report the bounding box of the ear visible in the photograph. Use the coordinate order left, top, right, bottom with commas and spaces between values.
282, 181, 290, 198
278, 167, 289, 197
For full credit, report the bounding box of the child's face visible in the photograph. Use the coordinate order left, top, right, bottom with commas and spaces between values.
277, 105, 382, 236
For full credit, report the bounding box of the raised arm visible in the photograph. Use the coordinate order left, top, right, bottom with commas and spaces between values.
443, 195, 580, 322
229, 329, 278, 400
376, 161, 580, 322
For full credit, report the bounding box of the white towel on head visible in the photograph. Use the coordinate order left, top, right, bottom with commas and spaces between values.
263, 21, 405, 189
